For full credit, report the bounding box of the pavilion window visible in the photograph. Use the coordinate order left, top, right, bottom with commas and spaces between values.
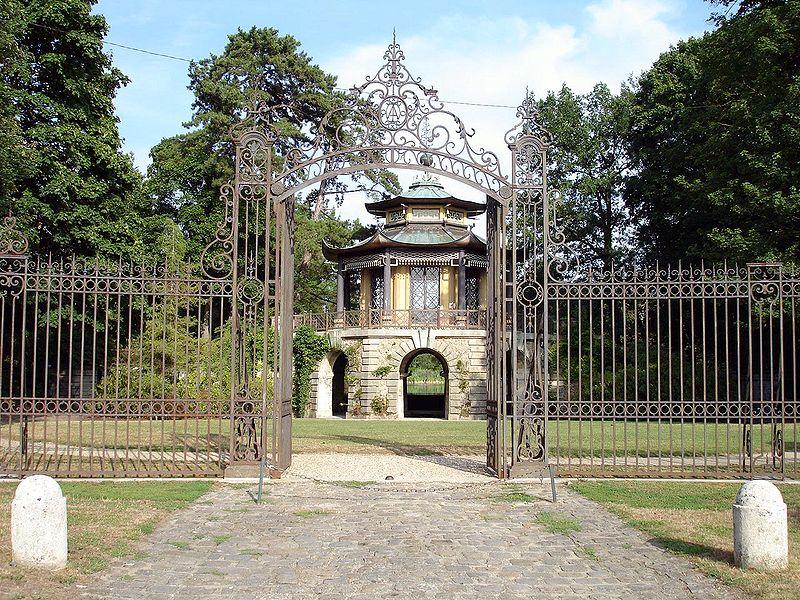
410, 266, 440, 323
369, 268, 384, 324
370, 268, 384, 310
412, 208, 439, 220
345, 271, 361, 310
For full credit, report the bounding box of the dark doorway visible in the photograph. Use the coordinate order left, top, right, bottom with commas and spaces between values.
332, 353, 348, 417
402, 350, 448, 418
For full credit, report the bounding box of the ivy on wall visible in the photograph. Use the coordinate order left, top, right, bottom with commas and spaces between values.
342, 342, 363, 416
292, 325, 330, 417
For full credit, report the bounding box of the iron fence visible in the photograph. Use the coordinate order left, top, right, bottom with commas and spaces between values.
0, 250, 235, 477
545, 263, 798, 478
2, 35, 797, 482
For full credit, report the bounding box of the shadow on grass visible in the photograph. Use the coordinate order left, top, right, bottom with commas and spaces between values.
300, 433, 453, 456
646, 535, 734, 564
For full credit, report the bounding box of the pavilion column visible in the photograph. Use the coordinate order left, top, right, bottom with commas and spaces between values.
336, 264, 345, 312
383, 254, 392, 311
458, 250, 466, 311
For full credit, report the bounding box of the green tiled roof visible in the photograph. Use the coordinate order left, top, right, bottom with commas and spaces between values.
401, 180, 450, 199
365, 177, 486, 217
384, 225, 465, 244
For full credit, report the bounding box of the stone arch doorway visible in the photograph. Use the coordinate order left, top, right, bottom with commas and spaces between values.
332, 353, 348, 417
315, 350, 348, 418
400, 349, 448, 419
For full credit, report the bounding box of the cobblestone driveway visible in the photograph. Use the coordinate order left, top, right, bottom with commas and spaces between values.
83, 472, 737, 599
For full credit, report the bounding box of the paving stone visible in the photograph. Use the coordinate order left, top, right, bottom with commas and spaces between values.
84, 479, 739, 599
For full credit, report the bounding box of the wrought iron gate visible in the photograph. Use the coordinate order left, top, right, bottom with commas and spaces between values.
1, 37, 796, 479
546, 262, 797, 478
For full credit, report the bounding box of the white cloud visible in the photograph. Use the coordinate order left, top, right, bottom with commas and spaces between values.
587, 0, 674, 43
323, 1, 687, 226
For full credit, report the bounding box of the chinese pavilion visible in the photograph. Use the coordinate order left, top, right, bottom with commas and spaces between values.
298, 175, 490, 420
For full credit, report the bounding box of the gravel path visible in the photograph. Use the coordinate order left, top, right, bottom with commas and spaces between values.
83, 456, 739, 600
284, 453, 491, 483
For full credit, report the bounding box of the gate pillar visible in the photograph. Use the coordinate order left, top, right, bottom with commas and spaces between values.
274, 196, 295, 472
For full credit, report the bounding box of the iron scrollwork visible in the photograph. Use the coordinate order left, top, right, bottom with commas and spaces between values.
264, 35, 511, 202
505, 94, 554, 472
0, 216, 29, 257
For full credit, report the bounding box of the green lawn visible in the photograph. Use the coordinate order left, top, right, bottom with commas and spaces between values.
292, 418, 486, 454
1, 416, 794, 460
572, 481, 800, 600
0, 480, 212, 599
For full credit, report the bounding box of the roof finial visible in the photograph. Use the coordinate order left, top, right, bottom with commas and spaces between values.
412, 171, 440, 185
393, 28, 396, 46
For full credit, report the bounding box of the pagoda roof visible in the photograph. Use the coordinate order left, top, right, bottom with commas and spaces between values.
322, 226, 486, 261
365, 179, 486, 217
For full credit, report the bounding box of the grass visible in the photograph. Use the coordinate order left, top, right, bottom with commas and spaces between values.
572, 481, 800, 599
534, 511, 582, 534
0, 480, 212, 599
493, 484, 538, 503
293, 509, 330, 518
576, 545, 600, 561
2, 416, 794, 461
406, 381, 446, 395
293, 418, 485, 455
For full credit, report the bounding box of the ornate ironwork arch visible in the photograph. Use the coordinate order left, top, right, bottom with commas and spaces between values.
271, 152, 511, 204
238, 35, 515, 205
218, 35, 555, 478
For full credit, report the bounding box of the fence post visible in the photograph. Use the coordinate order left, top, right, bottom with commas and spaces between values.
745, 263, 784, 477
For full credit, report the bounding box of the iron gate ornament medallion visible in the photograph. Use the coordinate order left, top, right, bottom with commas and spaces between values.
237, 277, 265, 305
379, 96, 409, 130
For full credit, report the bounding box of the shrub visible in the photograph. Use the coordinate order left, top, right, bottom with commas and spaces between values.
292, 326, 330, 417
370, 395, 389, 416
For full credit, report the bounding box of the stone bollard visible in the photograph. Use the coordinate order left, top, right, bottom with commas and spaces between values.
732, 480, 788, 571
11, 475, 68, 570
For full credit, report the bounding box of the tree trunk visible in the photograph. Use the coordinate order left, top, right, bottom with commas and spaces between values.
301, 179, 327, 270
603, 190, 613, 274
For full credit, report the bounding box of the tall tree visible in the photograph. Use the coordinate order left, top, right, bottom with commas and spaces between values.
146, 27, 393, 311
0, 1, 33, 210
537, 83, 634, 272
627, 0, 800, 265
1, 0, 160, 259
148, 26, 340, 256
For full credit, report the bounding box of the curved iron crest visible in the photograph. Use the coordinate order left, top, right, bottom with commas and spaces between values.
226, 36, 556, 204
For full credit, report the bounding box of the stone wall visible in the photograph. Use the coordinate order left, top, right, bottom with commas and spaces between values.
309, 327, 487, 419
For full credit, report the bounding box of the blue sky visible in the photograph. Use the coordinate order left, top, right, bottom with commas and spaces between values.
95, 0, 717, 221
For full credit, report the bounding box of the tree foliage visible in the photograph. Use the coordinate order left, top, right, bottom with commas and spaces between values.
538, 84, 635, 271
0, 0, 164, 259
627, 0, 800, 265
145, 27, 384, 311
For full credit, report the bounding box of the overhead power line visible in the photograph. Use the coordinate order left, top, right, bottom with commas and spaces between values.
25, 21, 193, 62
19, 21, 517, 109
102, 40, 191, 63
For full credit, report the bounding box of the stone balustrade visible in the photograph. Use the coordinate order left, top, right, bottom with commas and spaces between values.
294, 308, 487, 331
